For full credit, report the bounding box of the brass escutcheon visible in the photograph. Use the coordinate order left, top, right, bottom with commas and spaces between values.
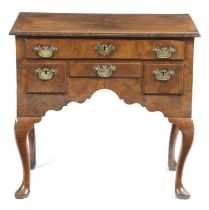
34, 45, 57, 58
93, 43, 115, 56
94, 65, 116, 78
153, 47, 176, 59
152, 69, 175, 81
34, 67, 57, 81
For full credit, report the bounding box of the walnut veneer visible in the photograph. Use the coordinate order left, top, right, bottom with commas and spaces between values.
10, 12, 199, 199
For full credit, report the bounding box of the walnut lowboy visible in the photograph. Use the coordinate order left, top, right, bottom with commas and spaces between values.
10, 13, 199, 199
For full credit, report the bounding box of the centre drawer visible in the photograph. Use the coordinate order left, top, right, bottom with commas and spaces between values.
69, 61, 142, 78
25, 38, 185, 60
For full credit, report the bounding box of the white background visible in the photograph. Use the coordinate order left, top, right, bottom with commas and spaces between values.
0, 0, 208, 209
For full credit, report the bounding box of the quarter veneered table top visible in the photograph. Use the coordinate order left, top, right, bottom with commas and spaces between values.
10, 12, 200, 38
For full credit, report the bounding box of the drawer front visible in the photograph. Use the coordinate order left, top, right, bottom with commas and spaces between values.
26, 62, 66, 93
26, 38, 184, 60
69, 61, 142, 78
143, 64, 183, 95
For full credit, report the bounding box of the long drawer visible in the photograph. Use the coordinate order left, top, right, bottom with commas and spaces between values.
25, 38, 185, 60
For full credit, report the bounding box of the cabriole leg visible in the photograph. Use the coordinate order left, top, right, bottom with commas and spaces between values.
15, 117, 41, 199
168, 118, 194, 199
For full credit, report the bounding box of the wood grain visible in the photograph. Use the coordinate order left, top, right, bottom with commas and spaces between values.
10, 13, 200, 37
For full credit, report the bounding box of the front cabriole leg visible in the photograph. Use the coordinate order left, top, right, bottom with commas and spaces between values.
168, 118, 194, 199
15, 117, 41, 199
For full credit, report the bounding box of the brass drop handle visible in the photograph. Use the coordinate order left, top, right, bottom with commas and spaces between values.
94, 65, 116, 78
153, 47, 176, 59
152, 69, 175, 81
34, 67, 57, 81
34, 45, 57, 58
93, 43, 116, 55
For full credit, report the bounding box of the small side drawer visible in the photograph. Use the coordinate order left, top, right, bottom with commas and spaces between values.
69, 61, 142, 78
26, 61, 66, 93
143, 64, 183, 95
